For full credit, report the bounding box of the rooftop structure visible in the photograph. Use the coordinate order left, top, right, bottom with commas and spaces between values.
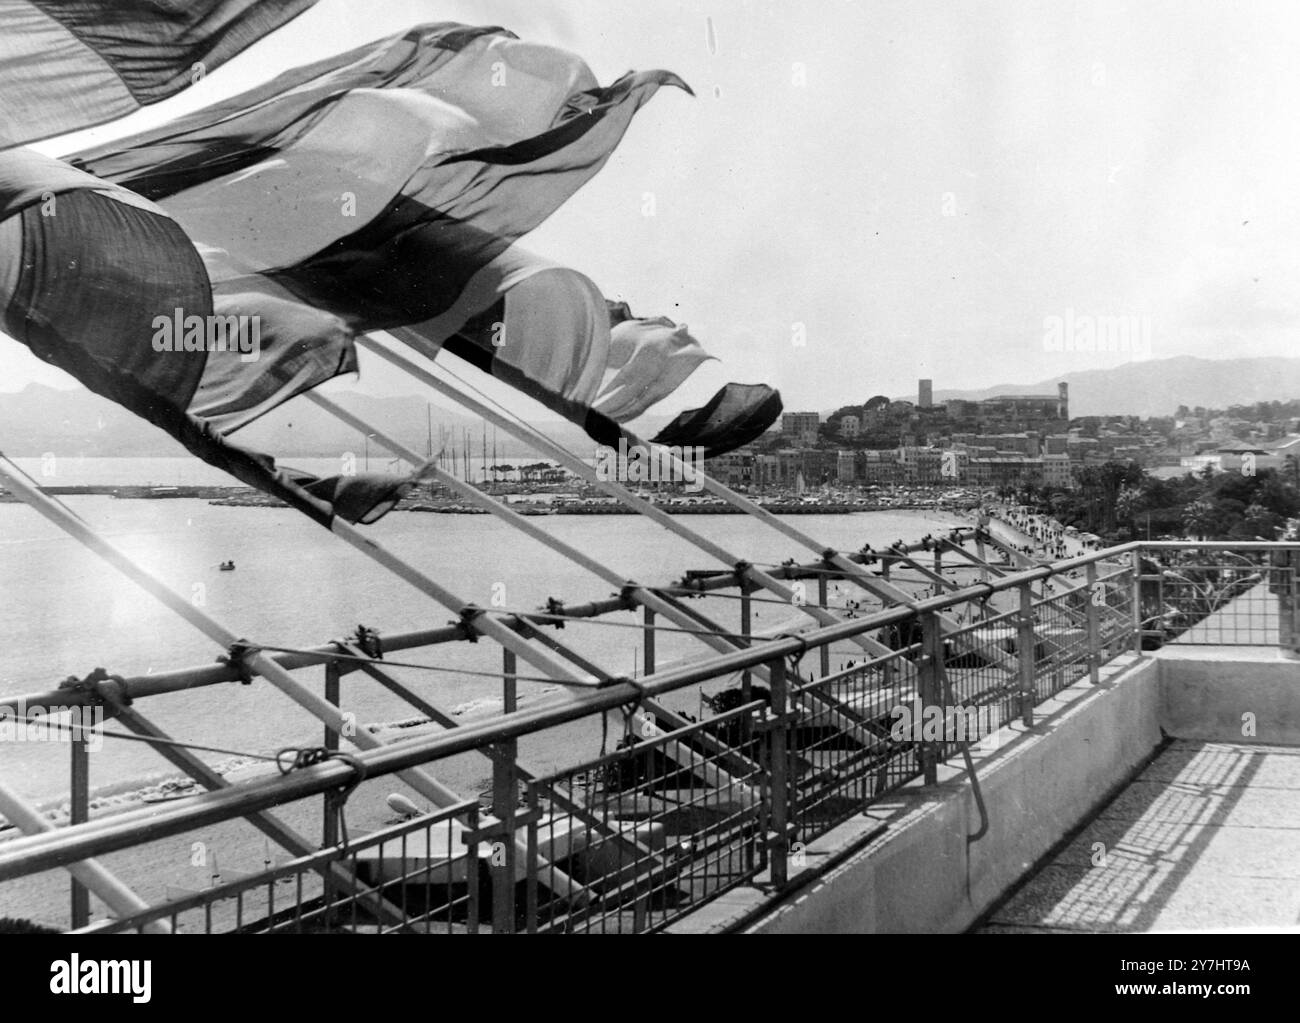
3, 512, 1296, 933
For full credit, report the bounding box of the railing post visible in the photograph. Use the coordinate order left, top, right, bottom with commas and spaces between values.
1276, 550, 1300, 658
740, 581, 752, 692
1085, 560, 1101, 685
322, 660, 341, 850
321, 659, 341, 915
523, 782, 539, 934
817, 574, 830, 678
69, 728, 90, 929
740, 582, 753, 745
1131, 549, 1144, 654
766, 656, 789, 886
642, 606, 655, 676
918, 611, 943, 784
1017, 584, 1037, 726
491, 649, 519, 934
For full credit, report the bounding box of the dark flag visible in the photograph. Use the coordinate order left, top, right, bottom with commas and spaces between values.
69, 23, 691, 436
0, 149, 414, 526
652, 383, 784, 457
0, 0, 319, 147
391, 248, 781, 452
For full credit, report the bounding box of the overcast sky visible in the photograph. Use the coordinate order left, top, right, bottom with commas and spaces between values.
7, 0, 1300, 418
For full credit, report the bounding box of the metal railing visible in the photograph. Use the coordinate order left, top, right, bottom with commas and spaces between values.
0, 540, 1295, 933
1136, 545, 1299, 649
78, 801, 483, 935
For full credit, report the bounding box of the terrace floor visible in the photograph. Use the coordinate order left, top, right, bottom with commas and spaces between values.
976, 739, 1300, 932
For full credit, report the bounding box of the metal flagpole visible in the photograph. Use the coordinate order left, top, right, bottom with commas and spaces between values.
357, 333, 900, 663
302, 394, 767, 792
325, 515, 594, 688
607, 421, 1022, 675
303, 393, 879, 750
0, 778, 169, 933
307, 392, 782, 662
316, 377, 889, 754
0, 459, 590, 906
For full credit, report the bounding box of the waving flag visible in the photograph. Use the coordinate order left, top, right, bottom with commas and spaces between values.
0, 149, 414, 526
69, 22, 777, 453
69, 23, 690, 434
653, 383, 784, 457
595, 317, 718, 422
0, 0, 318, 148
386, 243, 779, 453
4, 16, 771, 521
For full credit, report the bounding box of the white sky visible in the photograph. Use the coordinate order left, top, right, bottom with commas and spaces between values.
6, 0, 1300, 416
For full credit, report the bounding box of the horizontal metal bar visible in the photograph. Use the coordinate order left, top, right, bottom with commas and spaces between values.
1, 534, 979, 714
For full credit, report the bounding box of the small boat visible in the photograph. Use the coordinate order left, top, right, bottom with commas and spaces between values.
219, 560, 236, 572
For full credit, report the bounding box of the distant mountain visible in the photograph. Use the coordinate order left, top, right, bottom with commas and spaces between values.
904, 356, 1300, 419
0, 384, 663, 459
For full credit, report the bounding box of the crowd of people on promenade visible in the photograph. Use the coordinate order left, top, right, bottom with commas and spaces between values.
988, 504, 1107, 560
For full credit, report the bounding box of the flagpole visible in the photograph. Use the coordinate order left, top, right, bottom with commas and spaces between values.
607, 423, 1022, 675
307, 393, 777, 668
0, 459, 589, 904
324, 516, 595, 688
302, 392, 788, 774
0, 778, 169, 933
361, 334, 1010, 676
353, 337, 935, 741
357, 334, 898, 661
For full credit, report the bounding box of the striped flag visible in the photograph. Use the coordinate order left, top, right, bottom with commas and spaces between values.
73, 23, 779, 454
0, 0, 318, 147
2, 18, 775, 528
0, 148, 415, 526
70, 23, 690, 437
596, 317, 718, 423
393, 247, 780, 454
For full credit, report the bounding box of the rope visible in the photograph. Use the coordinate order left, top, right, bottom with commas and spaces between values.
597, 676, 647, 756
276, 747, 368, 849
484, 602, 764, 644
620, 679, 649, 747
22, 715, 279, 762
776, 632, 811, 672
27, 715, 370, 850
664, 588, 844, 609
249, 643, 565, 685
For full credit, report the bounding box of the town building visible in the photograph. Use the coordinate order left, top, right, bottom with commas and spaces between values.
781, 411, 821, 447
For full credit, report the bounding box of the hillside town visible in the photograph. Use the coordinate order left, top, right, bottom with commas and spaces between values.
703, 379, 1300, 494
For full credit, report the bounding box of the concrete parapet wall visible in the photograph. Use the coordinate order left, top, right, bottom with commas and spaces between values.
1157, 646, 1300, 744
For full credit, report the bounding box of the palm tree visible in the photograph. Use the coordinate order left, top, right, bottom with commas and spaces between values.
1183, 498, 1216, 540
1284, 453, 1300, 489
1116, 485, 1143, 537
1243, 501, 1276, 539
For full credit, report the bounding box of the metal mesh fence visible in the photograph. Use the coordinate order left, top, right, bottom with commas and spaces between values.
524, 703, 767, 934
74, 802, 481, 934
